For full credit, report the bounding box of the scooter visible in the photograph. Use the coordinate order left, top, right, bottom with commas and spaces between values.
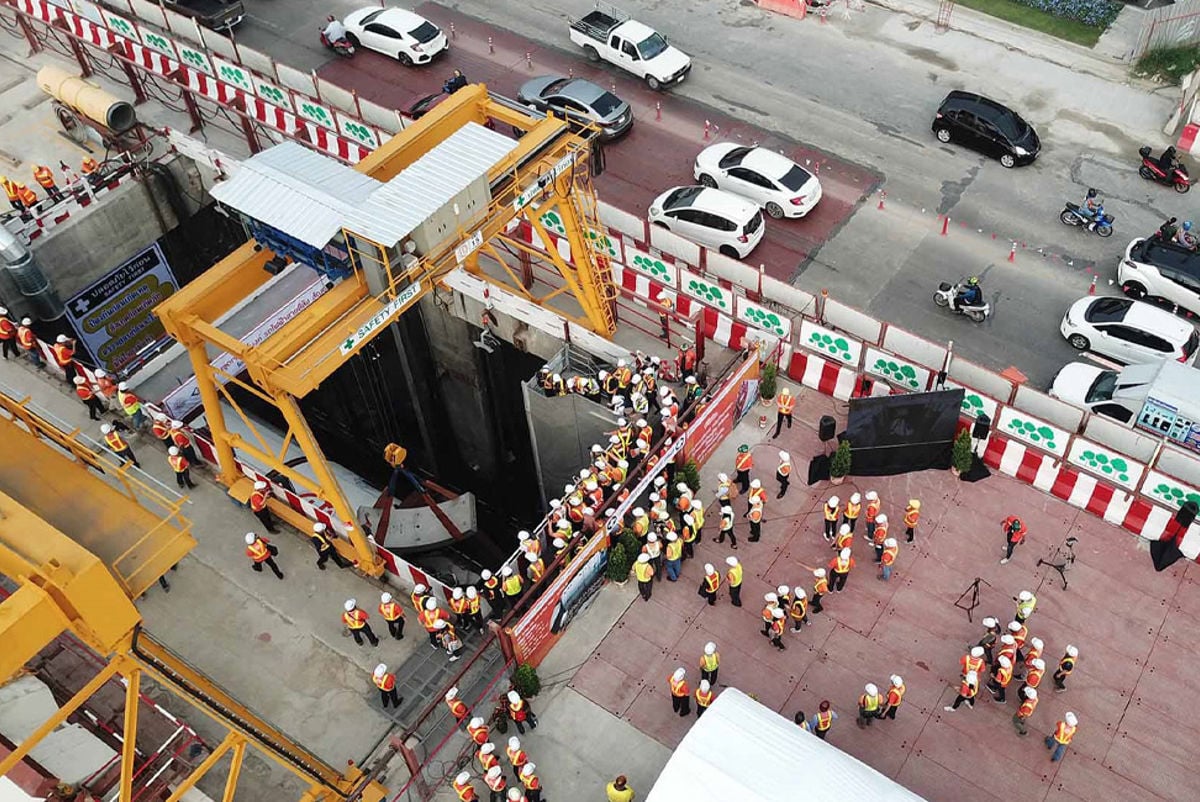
1060, 202, 1114, 238
1138, 146, 1190, 193
319, 30, 355, 58
933, 282, 991, 323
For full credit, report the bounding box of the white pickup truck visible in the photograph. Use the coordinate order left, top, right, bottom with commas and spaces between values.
568, 5, 691, 91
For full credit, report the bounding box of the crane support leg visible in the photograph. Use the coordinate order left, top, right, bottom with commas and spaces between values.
118, 667, 141, 801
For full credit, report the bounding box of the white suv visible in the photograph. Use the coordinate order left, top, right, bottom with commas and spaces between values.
1118, 237, 1200, 315
648, 186, 765, 259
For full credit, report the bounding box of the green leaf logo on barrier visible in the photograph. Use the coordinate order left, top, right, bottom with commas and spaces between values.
108, 16, 134, 37
343, 121, 376, 146
300, 102, 334, 128
1004, 416, 1057, 451
588, 229, 618, 259
872, 358, 920, 390
258, 83, 286, 105
144, 33, 170, 52
962, 393, 985, 416
1149, 483, 1200, 509
744, 306, 785, 336
808, 331, 852, 363
181, 49, 208, 71
218, 65, 251, 91
631, 253, 671, 283
539, 211, 566, 237
1077, 450, 1130, 483
686, 278, 726, 309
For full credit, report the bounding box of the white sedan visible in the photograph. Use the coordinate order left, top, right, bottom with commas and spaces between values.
693, 143, 822, 219
343, 7, 448, 66
648, 185, 765, 259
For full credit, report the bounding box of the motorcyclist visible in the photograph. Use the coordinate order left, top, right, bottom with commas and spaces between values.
322, 15, 348, 46
1156, 216, 1180, 243
1176, 220, 1198, 251
1077, 188, 1101, 222
1158, 145, 1179, 175
443, 69, 468, 95
953, 276, 983, 310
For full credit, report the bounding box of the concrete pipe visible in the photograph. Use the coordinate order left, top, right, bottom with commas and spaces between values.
37, 65, 136, 132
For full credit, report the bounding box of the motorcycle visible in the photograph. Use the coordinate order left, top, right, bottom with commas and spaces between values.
1138, 146, 1190, 193
933, 281, 991, 323
319, 30, 355, 58
1059, 202, 1114, 238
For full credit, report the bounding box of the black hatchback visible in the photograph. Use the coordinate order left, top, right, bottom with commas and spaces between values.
932, 91, 1040, 168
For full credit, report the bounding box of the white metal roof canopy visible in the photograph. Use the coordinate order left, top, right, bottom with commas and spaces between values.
646, 688, 928, 802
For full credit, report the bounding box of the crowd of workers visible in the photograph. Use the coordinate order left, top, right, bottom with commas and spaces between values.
1, 158, 105, 221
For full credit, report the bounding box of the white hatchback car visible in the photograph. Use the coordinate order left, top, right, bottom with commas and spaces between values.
648, 186, 765, 259
1118, 237, 1200, 315
693, 144, 822, 219
343, 7, 448, 65
1059, 295, 1199, 365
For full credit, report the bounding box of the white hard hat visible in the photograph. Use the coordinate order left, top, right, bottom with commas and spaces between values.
118, 381, 129, 391
814, 568, 826, 577
424, 598, 437, 610
884, 538, 897, 547
795, 587, 806, 597
552, 373, 561, 381
508, 788, 523, 800
777, 584, 789, 596
168, 446, 179, 456
765, 592, 778, 602
508, 735, 520, 749
95, 369, 107, 378
508, 690, 523, 705
891, 675, 902, 686
647, 533, 658, 543
374, 664, 387, 677
1064, 712, 1078, 726
171, 420, 183, 428
683, 514, 694, 525
672, 667, 686, 681
254, 481, 267, 490
998, 656, 1012, 667
699, 679, 711, 691
1000, 635, 1015, 645
480, 742, 495, 754
21, 317, 32, 325
632, 507, 645, 517
666, 532, 678, 541
865, 683, 878, 695
1032, 658, 1045, 669
772, 608, 785, 618
0, 306, 6, 315
637, 554, 650, 563
598, 369, 608, 378
850, 492, 861, 503
877, 513, 888, 523
1024, 687, 1038, 699
971, 646, 984, 657
56, 334, 67, 343
617, 417, 627, 426
839, 548, 851, 559
750, 479, 761, 488
517, 530, 530, 542
778, 451, 789, 461
704, 563, 715, 573
676, 482, 689, 493
446, 687, 460, 701
468, 716, 484, 728
73, 376, 85, 384
453, 587, 464, 598
660, 386, 670, 396
344, 599, 357, 611
982, 617, 997, 628
100, 423, 112, 434
866, 491, 878, 500
1018, 590, 1033, 601
839, 524, 851, 535
549, 499, 561, 509
480, 569, 492, 580
637, 418, 648, 427
1029, 637, 1043, 651
618, 358, 627, 367
1066, 645, 1078, 657
525, 552, 539, 563
414, 583, 427, 593
726, 556, 739, 566
552, 537, 566, 548
828, 496, 839, 507
467, 586, 478, 598
314, 522, 328, 533
1009, 621, 1023, 632
244, 533, 256, 545
456, 771, 470, 785
685, 375, 697, 384
718, 472, 729, 482
486, 766, 501, 778
704, 642, 716, 655
501, 566, 513, 576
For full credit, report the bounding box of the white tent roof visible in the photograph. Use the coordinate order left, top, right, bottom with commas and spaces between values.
647, 688, 927, 802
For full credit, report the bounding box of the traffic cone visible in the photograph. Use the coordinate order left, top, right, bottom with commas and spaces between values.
1007, 242, 1016, 263
1089, 275, 1097, 295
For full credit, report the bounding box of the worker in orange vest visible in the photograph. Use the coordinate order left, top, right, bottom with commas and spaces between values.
421, 597, 450, 647
73, 376, 105, 420
466, 715, 489, 745
879, 538, 899, 581
518, 763, 541, 802
880, 675, 905, 720
988, 655, 1014, 703
244, 532, 283, 579
169, 419, 199, 465
507, 690, 538, 733
734, 444, 753, 493
435, 618, 462, 662
776, 450, 791, 499
16, 317, 44, 367
745, 478, 766, 516
872, 514, 890, 562
372, 663, 403, 709
167, 446, 196, 488
149, 412, 172, 445
961, 646, 986, 679
450, 587, 471, 629
94, 369, 118, 405
668, 668, 691, 716
658, 295, 673, 339
1, 175, 21, 210
342, 599, 379, 647
15, 183, 37, 215
694, 679, 714, 718
822, 495, 839, 541
1001, 515, 1026, 565
833, 523, 853, 552
1012, 686, 1038, 735
451, 771, 478, 802
810, 568, 829, 614
828, 547, 855, 593
863, 490, 881, 541
81, 156, 100, 179
768, 607, 787, 650
1045, 712, 1078, 761
843, 492, 861, 532
904, 499, 921, 543
32, 164, 63, 202
445, 687, 469, 723
944, 671, 979, 712
0, 306, 17, 360
773, 386, 794, 438
100, 422, 140, 467
1018, 658, 1045, 700
506, 735, 529, 780
248, 480, 278, 533
379, 591, 406, 640
483, 766, 507, 802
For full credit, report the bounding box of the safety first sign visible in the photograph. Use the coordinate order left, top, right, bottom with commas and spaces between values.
65, 243, 178, 373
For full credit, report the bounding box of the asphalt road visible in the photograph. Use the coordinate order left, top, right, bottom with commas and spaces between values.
229, 0, 1192, 384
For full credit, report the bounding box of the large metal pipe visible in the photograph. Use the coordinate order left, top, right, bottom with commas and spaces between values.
37, 65, 137, 132
0, 227, 65, 321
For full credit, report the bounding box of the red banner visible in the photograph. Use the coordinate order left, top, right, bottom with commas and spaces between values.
683, 357, 759, 467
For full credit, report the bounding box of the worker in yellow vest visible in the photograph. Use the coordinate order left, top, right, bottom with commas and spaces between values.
16, 318, 43, 367
379, 591, 406, 640
822, 495, 839, 541
810, 700, 838, 740
100, 423, 140, 467
311, 522, 350, 570
32, 164, 63, 202
699, 641, 719, 685
1, 175, 21, 211
500, 565, 523, 605
904, 499, 921, 543
167, 447, 196, 489
694, 679, 715, 718
857, 682, 883, 728
773, 386, 794, 438
371, 663, 402, 709
843, 492, 861, 532
776, 450, 791, 498
634, 553, 654, 601
248, 480, 278, 533
724, 556, 742, 607
116, 382, 146, 428
342, 599, 379, 647
789, 587, 807, 632
244, 532, 283, 579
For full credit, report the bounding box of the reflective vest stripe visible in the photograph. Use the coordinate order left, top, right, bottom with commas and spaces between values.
735, 453, 752, 471
246, 540, 270, 562
373, 673, 395, 691
168, 455, 188, 472
104, 432, 127, 451
51, 343, 72, 366
118, 391, 140, 415
778, 463, 791, 476
834, 556, 850, 572
814, 578, 828, 594
76, 385, 94, 401
250, 491, 268, 511
669, 678, 688, 696
824, 505, 838, 521
33, 166, 54, 188
703, 573, 719, 592
701, 653, 719, 671
0, 318, 14, 338
845, 502, 860, 518
695, 689, 713, 707
1053, 722, 1075, 744
16, 328, 35, 349
816, 710, 833, 730
778, 395, 795, 413
727, 566, 742, 586
904, 509, 920, 526
865, 501, 881, 521
380, 602, 403, 621
343, 610, 366, 629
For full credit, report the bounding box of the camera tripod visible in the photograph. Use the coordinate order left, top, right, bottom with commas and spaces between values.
955, 576, 991, 622
1037, 537, 1078, 590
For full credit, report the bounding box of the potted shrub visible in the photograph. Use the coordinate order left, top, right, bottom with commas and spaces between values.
830, 439, 852, 485
512, 663, 541, 699
951, 428, 973, 477
606, 542, 632, 585
759, 362, 778, 407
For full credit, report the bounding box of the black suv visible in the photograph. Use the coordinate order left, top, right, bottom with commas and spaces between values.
932, 91, 1040, 168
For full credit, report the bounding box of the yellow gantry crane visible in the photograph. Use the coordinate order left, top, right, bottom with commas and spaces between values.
155, 83, 616, 576
0, 389, 388, 802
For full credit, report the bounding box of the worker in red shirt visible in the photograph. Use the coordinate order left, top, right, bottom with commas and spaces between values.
1001, 515, 1026, 564
248, 480, 278, 533
0, 306, 17, 360
371, 663, 402, 709
342, 598, 379, 648
828, 547, 855, 592
73, 376, 105, 420
244, 532, 283, 579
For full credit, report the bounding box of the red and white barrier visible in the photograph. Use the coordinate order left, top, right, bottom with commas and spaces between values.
246, 96, 301, 134
180, 66, 243, 105
64, 13, 115, 48
610, 262, 697, 319
124, 42, 179, 77
787, 349, 858, 400
304, 122, 370, 164
16, 0, 59, 23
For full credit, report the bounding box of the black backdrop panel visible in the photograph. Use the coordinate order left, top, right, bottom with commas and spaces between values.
844, 389, 965, 476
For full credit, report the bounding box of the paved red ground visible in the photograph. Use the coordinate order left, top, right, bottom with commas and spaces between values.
316, 5, 879, 282
569, 388, 1200, 801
